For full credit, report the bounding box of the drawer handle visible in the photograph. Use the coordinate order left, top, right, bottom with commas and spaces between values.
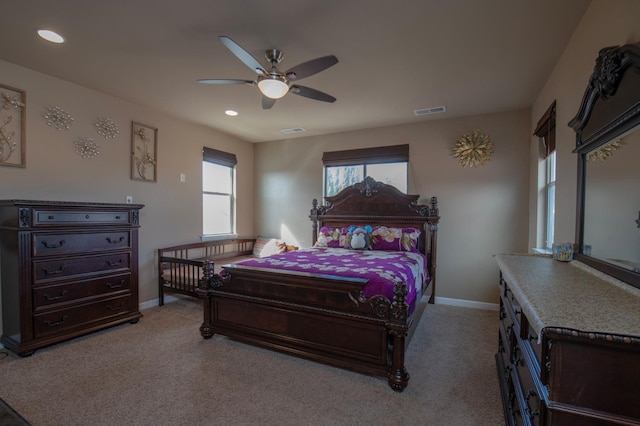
42, 265, 66, 275
43, 290, 68, 301
107, 280, 125, 289
106, 236, 125, 244
107, 302, 125, 311
41, 239, 66, 249
525, 390, 540, 419
44, 315, 68, 327
499, 307, 506, 320
115, 215, 122, 220
511, 347, 521, 365
48, 215, 55, 220
107, 259, 124, 267
85, 215, 90, 219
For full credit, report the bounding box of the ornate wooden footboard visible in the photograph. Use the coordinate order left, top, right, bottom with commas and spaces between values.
197, 177, 439, 391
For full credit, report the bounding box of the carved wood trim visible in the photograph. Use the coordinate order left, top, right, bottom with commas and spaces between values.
569, 42, 640, 150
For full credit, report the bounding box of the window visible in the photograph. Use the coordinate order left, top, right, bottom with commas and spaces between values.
545, 151, 556, 249
322, 145, 409, 197
202, 147, 237, 236
534, 101, 556, 250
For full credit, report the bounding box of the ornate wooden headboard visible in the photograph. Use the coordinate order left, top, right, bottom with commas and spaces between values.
308, 177, 440, 294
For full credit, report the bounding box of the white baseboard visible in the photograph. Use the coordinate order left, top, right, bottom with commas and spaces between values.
140, 295, 181, 310
434, 296, 499, 311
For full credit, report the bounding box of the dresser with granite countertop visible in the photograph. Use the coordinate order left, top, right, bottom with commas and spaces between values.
494, 254, 640, 426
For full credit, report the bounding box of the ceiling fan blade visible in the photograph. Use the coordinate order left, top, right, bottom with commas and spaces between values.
262, 96, 276, 110
218, 36, 267, 75
197, 79, 255, 85
285, 55, 338, 81
290, 85, 336, 103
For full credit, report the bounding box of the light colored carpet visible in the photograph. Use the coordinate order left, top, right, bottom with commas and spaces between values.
0, 298, 503, 426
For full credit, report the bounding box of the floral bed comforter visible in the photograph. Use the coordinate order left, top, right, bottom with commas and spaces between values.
226, 247, 428, 310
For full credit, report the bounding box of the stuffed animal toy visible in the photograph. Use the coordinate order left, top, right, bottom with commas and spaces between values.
348, 225, 373, 250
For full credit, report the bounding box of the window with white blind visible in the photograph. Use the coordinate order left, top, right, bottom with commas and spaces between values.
202, 147, 237, 237
534, 101, 556, 250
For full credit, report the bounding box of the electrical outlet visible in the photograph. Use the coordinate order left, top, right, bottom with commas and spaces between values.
125, 196, 133, 204
180, 173, 186, 183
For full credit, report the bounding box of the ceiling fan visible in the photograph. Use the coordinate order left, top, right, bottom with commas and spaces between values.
198, 36, 338, 109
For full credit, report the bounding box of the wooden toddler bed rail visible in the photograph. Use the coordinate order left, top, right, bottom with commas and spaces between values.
157, 238, 255, 305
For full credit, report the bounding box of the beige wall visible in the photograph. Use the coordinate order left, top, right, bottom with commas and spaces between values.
254, 110, 531, 305
529, 0, 640, 248
0, 60, 254, 328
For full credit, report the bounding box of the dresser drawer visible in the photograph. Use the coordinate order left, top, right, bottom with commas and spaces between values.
33, 209, 131, 226
513, 345, 543, 425
521, 321, 543, 369
501, 292, 521, 338
32, 273, 132, 310
33, 252, 131, 284
33, 294, 133, 338
33, 231, 131, 256
499, 302, 516, 360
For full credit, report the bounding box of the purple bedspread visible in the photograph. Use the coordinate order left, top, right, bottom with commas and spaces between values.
226, 247, 428, 310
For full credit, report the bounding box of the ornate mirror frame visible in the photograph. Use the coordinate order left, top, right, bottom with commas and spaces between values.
569, 42, 640, 288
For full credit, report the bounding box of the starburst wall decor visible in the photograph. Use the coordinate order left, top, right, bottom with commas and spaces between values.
453, 129, 494, 168
43, 105, 73, 131
95, 117, 119, 139
73, 137, 100, 159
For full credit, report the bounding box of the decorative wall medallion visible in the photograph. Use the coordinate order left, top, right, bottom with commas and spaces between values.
587, 139, 622, 161
453, 129, 493, 167
131, 121, 157, 182
73, 137, 100, 159
44, 105, 74, 130
0, 84, 26, 167
95, 117, 119, 139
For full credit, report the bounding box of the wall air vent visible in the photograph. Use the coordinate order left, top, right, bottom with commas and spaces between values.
414, 106, 447, 116
280, 127, 307, 134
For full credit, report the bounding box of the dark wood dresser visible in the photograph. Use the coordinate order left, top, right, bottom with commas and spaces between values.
0, 200, 144, 356
495, 254, 640, 426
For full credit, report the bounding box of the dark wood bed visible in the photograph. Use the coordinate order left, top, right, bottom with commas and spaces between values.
196, 177, 439, 391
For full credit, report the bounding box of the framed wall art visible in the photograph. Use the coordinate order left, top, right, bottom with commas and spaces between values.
131, 121, 157, 182
0, 83, 26, 167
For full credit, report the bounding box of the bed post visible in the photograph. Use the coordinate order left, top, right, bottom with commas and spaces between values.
157, 248, 165, 306
309, 198, 320, 244
427, 196, 439, 304
195, 260, 230, 339
387, 282, 410, 392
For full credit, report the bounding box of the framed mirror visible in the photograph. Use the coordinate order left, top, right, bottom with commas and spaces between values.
569, 42, 640, 289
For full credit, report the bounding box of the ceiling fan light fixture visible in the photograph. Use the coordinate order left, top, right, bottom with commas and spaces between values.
258, 76, 289, 99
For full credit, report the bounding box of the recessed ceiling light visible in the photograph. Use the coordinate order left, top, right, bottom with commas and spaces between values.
37, 29, 65, 44
225, 110, 238, 116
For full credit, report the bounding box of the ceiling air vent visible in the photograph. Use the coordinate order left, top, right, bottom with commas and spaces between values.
280, 127, 306, 134
414, 106, 446, 116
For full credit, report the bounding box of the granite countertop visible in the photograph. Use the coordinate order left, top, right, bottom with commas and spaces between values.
495, 254, 640, 338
